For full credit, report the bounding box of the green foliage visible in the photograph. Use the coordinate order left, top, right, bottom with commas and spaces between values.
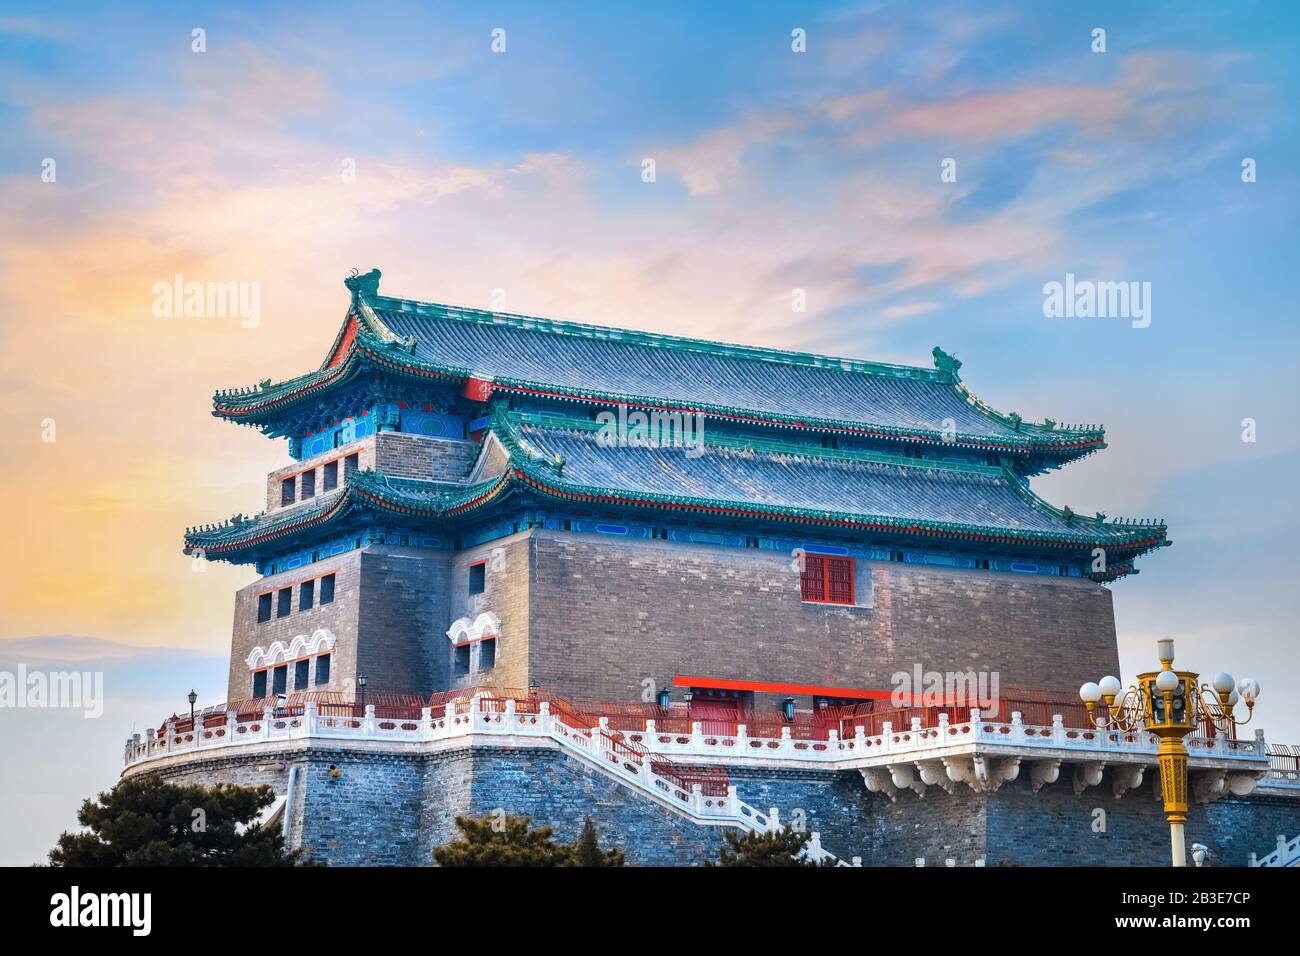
434, 813, 625, 867
49, 777, 307, 867
568, 817, 624, 868
707, 825, 830, 867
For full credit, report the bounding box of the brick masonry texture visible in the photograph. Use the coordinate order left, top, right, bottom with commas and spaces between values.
228, 552, 361, 700
524, 531, 1120, 703
131, 745, 1300, 866
228, 528, 1119, 705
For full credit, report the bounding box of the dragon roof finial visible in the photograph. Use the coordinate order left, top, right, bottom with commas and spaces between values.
932, 346, 962, 379
344, 268, 382, 298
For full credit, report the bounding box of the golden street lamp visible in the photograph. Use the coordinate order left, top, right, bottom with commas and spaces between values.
1078, 638, 1260, 867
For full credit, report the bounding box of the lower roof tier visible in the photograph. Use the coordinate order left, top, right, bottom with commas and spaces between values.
184, 408, 1168, 578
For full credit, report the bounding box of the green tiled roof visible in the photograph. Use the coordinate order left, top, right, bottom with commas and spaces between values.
185, 407, 1165, 568
212, 269, 1105, 464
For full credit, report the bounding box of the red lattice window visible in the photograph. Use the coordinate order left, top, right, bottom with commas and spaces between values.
800, 555, 854, 605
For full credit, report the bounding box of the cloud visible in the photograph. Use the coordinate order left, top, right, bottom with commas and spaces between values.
656, 114, 800, 195
0, 15, 76, 40
890, 86, 1130, 141
882, 301, 940, 319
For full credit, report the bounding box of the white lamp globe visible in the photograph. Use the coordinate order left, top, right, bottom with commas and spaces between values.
1098, 676, 1123, 698
1155, 670, 1180, 693
1079, 682, 1102, 704
1228, 689, 1240, 707
1238, 678, 1260, 702
1212, 672, 1235, 695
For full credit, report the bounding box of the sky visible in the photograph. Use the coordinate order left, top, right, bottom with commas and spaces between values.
0, 1, 1297, 864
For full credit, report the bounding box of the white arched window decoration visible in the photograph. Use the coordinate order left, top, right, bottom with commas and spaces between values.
246, 628, 336, 670
446, 612, 500, 644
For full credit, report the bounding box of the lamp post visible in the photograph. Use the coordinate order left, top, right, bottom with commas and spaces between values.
1079, 638, 1259, 867
357, 673, 368, 712
187, 689, 197, 723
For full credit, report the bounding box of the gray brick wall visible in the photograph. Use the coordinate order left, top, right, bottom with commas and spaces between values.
356, 547, 451, 696
524, 530, 1119, 704
228, 553, 361, 701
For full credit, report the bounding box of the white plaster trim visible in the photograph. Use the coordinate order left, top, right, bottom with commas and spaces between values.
246, 628, 336, 669
447, 612, 500, 644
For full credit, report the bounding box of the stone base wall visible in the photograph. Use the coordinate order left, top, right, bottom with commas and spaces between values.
130, 745, 1300, 867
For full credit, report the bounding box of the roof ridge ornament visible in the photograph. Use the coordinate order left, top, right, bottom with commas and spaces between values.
344, 268, 381, 299
932, 346, 962, 380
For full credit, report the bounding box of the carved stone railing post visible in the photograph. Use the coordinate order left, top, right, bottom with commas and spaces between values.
1051, 714, 1065, 746
727, 785, 738, 816
768, 807, 780, 833
736, 723, 748, 749
691, 783, 703, 814
854, 725, 866, 749
881, 722, 893, 755
363, 704, 376, 735
165, 718, 176, 753
538, 700, 550, 733
261, 708, 273, 740
691, 721, 704, 749
420, 706, 433, 740
780, 726, 793, 754
808, 832, 823, 861
226, 709, 237, 742
504, 697, 516, 732
304, 700, 318, 735
937, 713, 950, 746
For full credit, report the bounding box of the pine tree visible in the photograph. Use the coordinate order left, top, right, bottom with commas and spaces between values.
568, 817, 625, 867
48, 777, 307, 866
707, 825, 829, 867
434, 814, 574, 867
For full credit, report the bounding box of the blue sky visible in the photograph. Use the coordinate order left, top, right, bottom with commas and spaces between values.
0, 1, 1297, 863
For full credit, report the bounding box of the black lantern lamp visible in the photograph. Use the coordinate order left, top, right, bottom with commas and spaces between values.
357, 673, 368, 711
682, 688, 694, 705
781, 697, 797, 722
187, 689, 197, 722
